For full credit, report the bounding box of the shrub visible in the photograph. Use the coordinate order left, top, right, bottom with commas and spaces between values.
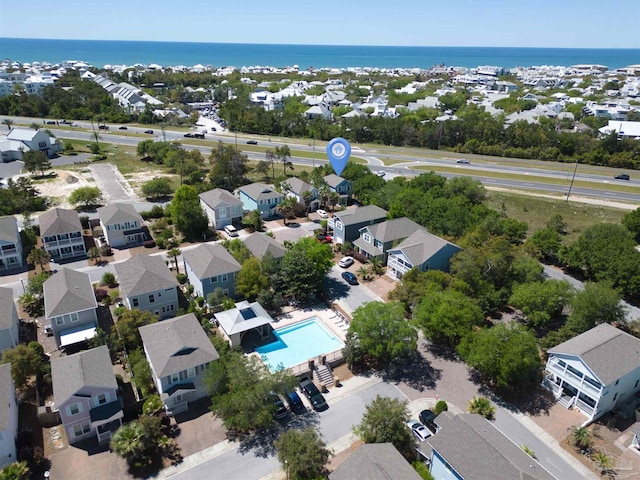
113, 306, 127, 318
186, 285, 194, 295
99, 245, 112, 256
143, 394, 164, 416
435, 400, 448, 415
101, 272, 116, 287
176, 273, 187, 284
94, 288, 108, 302
467, 396, 495, 420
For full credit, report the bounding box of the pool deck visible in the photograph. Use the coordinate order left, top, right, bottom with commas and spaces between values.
273, 303, 349, 342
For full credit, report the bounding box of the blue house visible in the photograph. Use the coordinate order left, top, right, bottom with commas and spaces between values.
238, 183, 283, 219
329, 205, 388, 245
182, 244, 241, 301
323, 174, 352, 205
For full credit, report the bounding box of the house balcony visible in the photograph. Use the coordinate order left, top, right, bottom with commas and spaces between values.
542, 374, 562, 397
547, 360, 602, 397
575, 398, 595, 417
43, 238, 83, 249
0, 247, 18, 257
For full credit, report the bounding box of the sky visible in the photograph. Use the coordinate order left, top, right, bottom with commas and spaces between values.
1, 0, 639, 49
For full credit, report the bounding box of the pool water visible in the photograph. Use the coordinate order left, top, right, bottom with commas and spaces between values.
257, 318, 344, 372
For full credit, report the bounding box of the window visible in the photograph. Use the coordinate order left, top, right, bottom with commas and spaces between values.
70, 312, 78, 322
175, 394, 183, 403
68, 403, 81, 415
363, 233, 371, 243
221, 274, 228, 282
211, 276, 218, 283
613, 393, 618, 402
170, 372, 179, 384
148, 294, 155, 304
73, 421, 91, 437
96, 393, 107, 405
56, 317, 64, 326
132, 298, 139, 307
158, 291, 162, 298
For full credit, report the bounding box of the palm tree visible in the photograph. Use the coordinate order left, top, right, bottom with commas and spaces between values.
91, 131, 101, 152
278, 197, 297, 226
357, 266, 370, 281
167, 248, 181, 273
467, 396, 495, 420
0, 461, 30, 480
568, 425, 592, 450
2, 118, 13, 131
110, 423, 144, 464
265, 149, 276, 180
369, 256, 384, 275
27, 248, 50, 273
88, 247, 101, 265
275, 145, 292, 176
591, 450, 613, 475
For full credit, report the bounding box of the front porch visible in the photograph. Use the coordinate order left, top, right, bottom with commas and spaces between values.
543, 372, 599, 423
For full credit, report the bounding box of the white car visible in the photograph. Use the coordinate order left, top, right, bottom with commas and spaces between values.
376, 171, 386, 177
316, 209, 328, 218
456, 158, 470, 164
339, 256, 354, 268
407, 419, 431, 441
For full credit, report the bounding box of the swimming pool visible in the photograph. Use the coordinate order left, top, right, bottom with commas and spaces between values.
257, 318, 344, 372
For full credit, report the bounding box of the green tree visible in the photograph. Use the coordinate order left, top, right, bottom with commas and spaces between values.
26, 248, 50, 272
275, 428, 331, 480
101, 271, 117, 287
22, 150, 51, 177
167, 248, 181, 272
115, 309, 158, 351
24, 270, 50, 295
525, 227, 563, 262
128, 348, 154, 397
275, 144, 293, 176
0, 461, 30, 480
566, 281, 626, 334
278, 196, 298, 226
353, 395, 414, 460
413, 290, 484, 347
347, 301, 417, 365
2, 119, 14, 131
568, 425, 592, 450
457, 323, 542, 389
141, 177, 174, 199
88, 246, 100, 264
242, 210, 264, 232
236, 257, 268, 301
169, 185, 208, 239
622, 207, 640, 243
209, 141, 248, 190
1, 344, 42, 390
509, 280, 574, 328
69, 186, 102, 208
110, 415, 177, 469
222, 239, 252, 264
434, 400, 448, 415
467, 396, 495, 420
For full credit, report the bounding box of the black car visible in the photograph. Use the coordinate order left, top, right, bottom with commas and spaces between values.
144, 129, 154, 134
285, 391, 306, 413
184, 133, 194, 138
118, 125, 128, 130
614, 174, 630, 180
246, 140, 258, 145
299, 379, 328, 411
419, 409, 441, 435
270, 393, 288, 419
342, 271, 358, 285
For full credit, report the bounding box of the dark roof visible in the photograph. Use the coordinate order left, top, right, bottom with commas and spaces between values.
329, 443, 422, 480
239, 182, 283, 202
0, 216, 19, 244
44, 268, 97, 318
548, 323, 640, 385
51, 346, 117, 407
391, 229, 461, 266
199, 188, 242, 209
0, 363, 13, 431
426, 413, 556, 480
243, 232, 286, 260
38, 208, 83, 236
139, 313, 219, 377
0, 286, 17, 330
97, 203, 142, 225
114, 254, 178, 297
182, 243, 241, 279
335, 205, 388, 226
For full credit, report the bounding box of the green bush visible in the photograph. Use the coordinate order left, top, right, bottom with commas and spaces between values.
143, 394, 164, 416
412, 461, 435, 480
435, 400, 448, 415
176, 273, 187, 284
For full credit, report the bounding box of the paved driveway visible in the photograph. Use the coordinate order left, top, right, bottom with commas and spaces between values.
89, 163, 136, 203
324, 265, 384, 315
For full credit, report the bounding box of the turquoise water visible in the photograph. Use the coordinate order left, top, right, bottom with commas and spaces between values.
257, 318, 344, 372
1, 38, 638, 69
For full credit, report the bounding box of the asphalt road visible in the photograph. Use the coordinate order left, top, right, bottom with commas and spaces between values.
323, 265, 384, 314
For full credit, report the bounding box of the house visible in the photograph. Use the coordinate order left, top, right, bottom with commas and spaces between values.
214, 300, 273, 348
0, 127, 62, 162
0, 287, 19, 355
38, 208, 87, 260
353, 217, 421, 264
329, 205, 388, 245
199, 188, 243, 230
96, 203, 145, 248
182, 244, 241, 301
243, 232, 286, 261
542, 323, 640, 426
386, 229, 462, 281
323, 174, 352, 205
51, 346, 123, 445
329, 443, 422, 480
421, 413, 555, 480
0, 216, 23, 271
139, 313, 219, 415
0, 364, 17, 468
238, 183, 284, 219
43, 268, 98, 348
283, 177, 319, 211
598, 120, 640, 139
114, 254, 179, 320
304, 102, 333, 120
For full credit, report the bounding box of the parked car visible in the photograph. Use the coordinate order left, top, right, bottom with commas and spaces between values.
339, 256, 354, 268
317, 234, 332, 244
419, 409, 441, 435
224, 225, 238, 237
614, 174, 630, 180
456, 158, 470, 164
118, 125, 128, 130
43, 325, 53, 336
247, 140, 258, 145
299, 379, 328, 411
316, 209, 328, 218
211, 127, 217, 132
144, 129, 154, 134
270, 393, 288, 419
407, 419, 431, 441
342, 271, 358, 285
285, 391, 306, 414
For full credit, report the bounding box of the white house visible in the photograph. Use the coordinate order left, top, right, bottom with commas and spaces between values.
543, 323, 640, 426
199, 188, 243, 230
0, 364, 18, 468
38, 208, 86, 260
97, 203, 145, 248
0, 216, 23, 271
0, 127, 62, 162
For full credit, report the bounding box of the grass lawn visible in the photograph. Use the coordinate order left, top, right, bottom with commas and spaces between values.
486, 191, 627, 242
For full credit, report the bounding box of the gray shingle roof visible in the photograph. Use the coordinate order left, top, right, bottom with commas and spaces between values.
361, 217, 421, 243
392, 229, 460, 266
329, 443, 422, 480
182, 244, 241, 279
335, 205, 388, 226
139, 313, 219, 377
239, 183, 283, 202
426, 413, 556, 480
0, 286, 17, 330
323, 174, 348, 189
114, 254, 178, 298
44, 268, 97, 318
214, 300, 274, 336
285, 177, 314, 197
0, 363, 13, 431
548, 323, 640, 385
0, 216, 19, 244
51, 346, 117, 407
38, 208, 83, 237
243, 233, 286, 260
199, 188, 242, 209
97, 203, 142, 225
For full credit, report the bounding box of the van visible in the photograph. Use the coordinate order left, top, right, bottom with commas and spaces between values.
224, 225, 238, 237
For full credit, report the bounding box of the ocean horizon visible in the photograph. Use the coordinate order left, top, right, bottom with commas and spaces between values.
1, 37, 639, 70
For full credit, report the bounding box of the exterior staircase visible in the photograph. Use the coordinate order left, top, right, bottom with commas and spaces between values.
314, 363, 334, 389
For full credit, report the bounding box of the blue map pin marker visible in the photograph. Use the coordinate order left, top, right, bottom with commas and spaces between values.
326, 137, 351, 176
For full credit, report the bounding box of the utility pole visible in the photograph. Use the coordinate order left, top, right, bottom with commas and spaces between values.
566, 158, 579, 202
312, 136, 316, 169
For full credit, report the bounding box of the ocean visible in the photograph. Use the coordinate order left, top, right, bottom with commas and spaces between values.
0, 38, 638, 70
